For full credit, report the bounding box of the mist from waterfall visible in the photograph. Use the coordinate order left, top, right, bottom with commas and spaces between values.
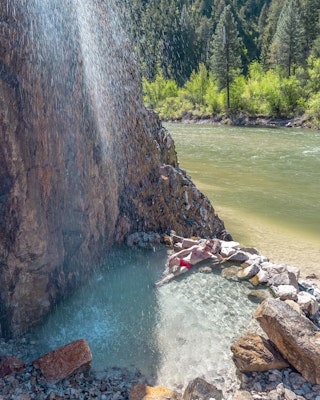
17, 0, 139, 155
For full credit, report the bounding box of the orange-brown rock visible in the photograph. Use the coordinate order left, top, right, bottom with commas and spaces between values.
254, 298, 320, 384
32, 339, 92, 382
0, 356, 25, 378
0, 2, 227, 336
231, 333, 289, 372
130, 384, 182, 400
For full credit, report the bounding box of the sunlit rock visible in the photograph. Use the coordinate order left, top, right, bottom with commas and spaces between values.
130, 384, 182, 400
297, 291, 319, 315
32, 339, 92, 382
254, 268, 270, 284
221, 247, 237, 258
254, 298, 320, 384
231, 333, 289, 372
237, 264, 260, 280
226, 250, 249, 262
270, 284, 298, 301
284, 299, 304, 314
268, 270, 299, 290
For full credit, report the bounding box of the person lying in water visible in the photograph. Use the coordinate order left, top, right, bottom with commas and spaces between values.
154, 239, 223, 287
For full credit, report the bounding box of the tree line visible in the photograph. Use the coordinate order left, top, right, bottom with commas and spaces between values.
115, 0, 320, 123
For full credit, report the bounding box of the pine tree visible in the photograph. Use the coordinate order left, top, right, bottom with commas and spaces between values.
269, 0, 305, 76
210, 5, 243, 109
259, 0, 284, 69
301, 0, 320, 53
178, 4, 198, 84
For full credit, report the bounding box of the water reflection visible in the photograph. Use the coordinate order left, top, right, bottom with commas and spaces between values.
31, 245, 257, 389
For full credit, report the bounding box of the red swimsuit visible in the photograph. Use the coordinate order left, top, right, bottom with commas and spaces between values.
179, 259, 192, 269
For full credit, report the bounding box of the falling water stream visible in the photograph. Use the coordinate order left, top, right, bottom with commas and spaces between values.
29, 245, 258, 390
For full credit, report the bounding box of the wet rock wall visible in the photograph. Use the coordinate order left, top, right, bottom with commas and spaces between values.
0, 1, 226, 336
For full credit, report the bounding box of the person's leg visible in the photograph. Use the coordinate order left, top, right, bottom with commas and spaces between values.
154, 273, 175, 287
154, 266, 188, 287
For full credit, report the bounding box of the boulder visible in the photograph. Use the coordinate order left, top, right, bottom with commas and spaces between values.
32, 339, 92, 382
254, 298, 320, 384
227, 251, 249, 263
231, 333, 289, 372
270, 285, 298, 301
286, 265, 300, 281
237, 264, 260, 280
130, 385, 182, 400
260, 262, 286, 274
183, 377, 223, 400
254, 269, 270, 284
297, 291, 319, 315
221, 247, 237, 258
0, 356, 25, 378
268, 271, 299, 290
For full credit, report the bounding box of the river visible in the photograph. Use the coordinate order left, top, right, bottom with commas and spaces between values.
165, 123, 320, 277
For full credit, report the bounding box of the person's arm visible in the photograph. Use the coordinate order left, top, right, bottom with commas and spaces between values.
169, 245, 197, 260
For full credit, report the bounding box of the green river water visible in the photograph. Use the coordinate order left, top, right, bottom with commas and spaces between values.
165, 123, 320, 276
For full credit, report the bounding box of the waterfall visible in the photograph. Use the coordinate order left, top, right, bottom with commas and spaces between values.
0, 0, 226, 337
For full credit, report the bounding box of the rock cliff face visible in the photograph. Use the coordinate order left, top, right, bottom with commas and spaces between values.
0, 1, 226, 337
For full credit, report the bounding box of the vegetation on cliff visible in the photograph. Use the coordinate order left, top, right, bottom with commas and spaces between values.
116, 0, 320, 125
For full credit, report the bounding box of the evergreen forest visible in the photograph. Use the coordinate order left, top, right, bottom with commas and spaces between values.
116, 0, 320, 125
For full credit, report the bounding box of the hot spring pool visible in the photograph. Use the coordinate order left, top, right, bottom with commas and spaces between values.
29, 245, 258, 390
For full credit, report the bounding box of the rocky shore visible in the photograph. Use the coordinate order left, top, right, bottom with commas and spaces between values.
1, 233, 320, 399
1, 337, 320, 399
163, 113, 320, 130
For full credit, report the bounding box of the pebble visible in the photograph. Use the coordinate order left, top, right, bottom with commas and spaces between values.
1, 300, 320, 400
239, 368, 320, 400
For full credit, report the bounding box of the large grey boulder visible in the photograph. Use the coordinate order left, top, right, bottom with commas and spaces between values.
254, 298, 320, 384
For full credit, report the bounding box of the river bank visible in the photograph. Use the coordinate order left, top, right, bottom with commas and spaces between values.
163, 113, 320, 130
